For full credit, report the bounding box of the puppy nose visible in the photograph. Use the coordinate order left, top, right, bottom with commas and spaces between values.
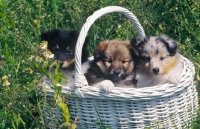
59, 54, 67, 61
152, 68, 159, 74
113, 70, 121, 76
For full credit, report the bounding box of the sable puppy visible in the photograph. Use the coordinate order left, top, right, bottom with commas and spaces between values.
41, 29, 89, 70
131, 35, 183, 87
85, 40, 138, 92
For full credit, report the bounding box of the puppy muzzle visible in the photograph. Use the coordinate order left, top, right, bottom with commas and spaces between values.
152, 67, 159, 75
113, 70, 121, 76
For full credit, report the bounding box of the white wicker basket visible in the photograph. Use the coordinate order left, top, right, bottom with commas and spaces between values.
43, 6, 198, 129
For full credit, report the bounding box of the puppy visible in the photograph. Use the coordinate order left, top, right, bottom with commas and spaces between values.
41, 29, 89, 70
41, 29, 90, 86
85, 40, 138, 92
131, 35, 183, 87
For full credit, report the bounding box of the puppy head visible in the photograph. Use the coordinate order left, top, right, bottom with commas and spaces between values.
94, 40, 137, 81
131, 35, 178, 75
41, 29, 89, 69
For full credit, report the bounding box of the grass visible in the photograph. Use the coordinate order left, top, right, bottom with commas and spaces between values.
0, 0, 199, 128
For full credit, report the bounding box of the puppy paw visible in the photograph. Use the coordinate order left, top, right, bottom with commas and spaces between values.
168, 76, 180, 85
95, 80, 114, 92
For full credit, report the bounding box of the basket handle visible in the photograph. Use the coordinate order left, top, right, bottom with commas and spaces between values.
74, 6, 146, 89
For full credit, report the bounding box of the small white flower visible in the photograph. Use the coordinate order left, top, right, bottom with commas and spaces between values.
55, 83, 63, 87
40, 41, 48, 50
29, 55, 35, 60
35, 56, 43, 62
46, 54, 54, 59
43, 51, 54, 59
3, 80, 11, 86
2, 75, 8, 80
28, 68, 33, 74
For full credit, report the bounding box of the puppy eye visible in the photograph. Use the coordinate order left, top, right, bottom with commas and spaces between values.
143, 57, 150, 62
53, 47, 59, 52
67, 50, 74, 55
106, 60, 112, 63
160, 57, 165, 60
122, 61, 130, 64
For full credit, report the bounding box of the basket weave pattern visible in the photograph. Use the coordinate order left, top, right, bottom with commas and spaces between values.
44, 6, 198, 129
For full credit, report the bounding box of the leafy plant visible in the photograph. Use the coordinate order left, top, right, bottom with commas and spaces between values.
0, 0, 199, 128
33, 41, 75, 129
93, 104, 111, 129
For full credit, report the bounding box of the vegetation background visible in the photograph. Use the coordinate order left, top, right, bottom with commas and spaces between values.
0, 0, 199, 128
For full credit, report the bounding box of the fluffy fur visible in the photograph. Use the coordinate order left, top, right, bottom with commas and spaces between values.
41, 29, 90, 86
85, 40, 138, 92
41, 29, 89, 70
131, 35, 183, 87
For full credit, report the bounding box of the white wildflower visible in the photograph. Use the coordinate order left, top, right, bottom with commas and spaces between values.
40, 41, 48, 50
3, 80, 11, 86
28, 68, 33, 74
35, 56, 43, 62
29, 55, 35, 60
56, 83, 63, 87
2, 75, 8, 80
43, 51, 54, 59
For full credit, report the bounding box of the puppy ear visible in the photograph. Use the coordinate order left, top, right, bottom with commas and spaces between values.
123, 41, 139, 56
69, 30, 79, 39
157, 35, 177, 56
69, 30, 89, 46
41, 29, 60, 42
93, 40, 109, 59
131, 36, 150, 50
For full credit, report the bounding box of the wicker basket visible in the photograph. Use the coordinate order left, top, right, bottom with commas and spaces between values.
43, 6, 198, 129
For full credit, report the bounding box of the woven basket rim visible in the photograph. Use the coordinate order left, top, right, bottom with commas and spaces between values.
45, 55, 195, 100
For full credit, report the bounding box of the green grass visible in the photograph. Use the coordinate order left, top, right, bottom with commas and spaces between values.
0, 0, 199, 128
